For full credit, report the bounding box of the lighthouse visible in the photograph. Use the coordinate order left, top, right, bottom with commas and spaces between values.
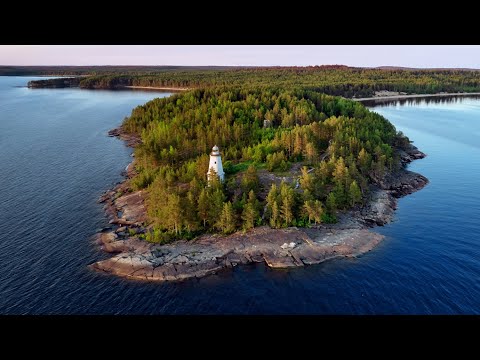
207, 145, 225, 182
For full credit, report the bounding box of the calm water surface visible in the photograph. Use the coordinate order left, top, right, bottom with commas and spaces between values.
1, 78, 479, 314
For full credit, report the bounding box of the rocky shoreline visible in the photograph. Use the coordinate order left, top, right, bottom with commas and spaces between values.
90, 129, 428, 282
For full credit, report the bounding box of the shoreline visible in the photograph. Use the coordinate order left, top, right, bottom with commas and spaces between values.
353, 92, 480, 102
23, 80, 480, 99
90, 128, 429, 282
123, 86, 189, 91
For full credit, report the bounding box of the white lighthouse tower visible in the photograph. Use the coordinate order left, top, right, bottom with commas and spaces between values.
207, 145, 225, 182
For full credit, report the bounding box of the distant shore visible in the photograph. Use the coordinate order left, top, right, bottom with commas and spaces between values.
26, 78, 190, 91
123, 86, 189, 92
354, 92, 480, 102
24, 77, 480, 99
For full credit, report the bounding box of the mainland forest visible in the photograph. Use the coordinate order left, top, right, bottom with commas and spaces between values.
25, 65, 480, 98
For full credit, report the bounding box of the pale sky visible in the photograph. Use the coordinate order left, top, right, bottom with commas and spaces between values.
1, 45, 480, 68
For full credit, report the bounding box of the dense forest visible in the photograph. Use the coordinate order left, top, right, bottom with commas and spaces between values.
0, 65, 236, 76
20, 65, 472, 242
25, 66, 480, 98
122, 86, 408, 243
27, 77, 81, 88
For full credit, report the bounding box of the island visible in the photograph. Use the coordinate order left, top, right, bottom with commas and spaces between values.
90, 86, 428, 281
13, 64, 447, 281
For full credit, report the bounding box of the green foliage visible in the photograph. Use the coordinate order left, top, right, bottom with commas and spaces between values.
242, 190, 260, 230
241, 165, 260, 194
225, 160, 264, 175
299, 166, 314, 193
145, 227, 175, 244
266, 151, 289, 172
216, 201, 236, 234
54, 66, 480, 98
208, 188, 226, 225
114, 82, 412, 241
321, 212, 337, 224
349, 180, 362, 206
326, 192, 337, 213
197, 188, 210, 228
303, 200, 324, 225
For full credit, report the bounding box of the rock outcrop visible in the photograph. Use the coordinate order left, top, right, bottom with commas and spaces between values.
90, 133, 428, 282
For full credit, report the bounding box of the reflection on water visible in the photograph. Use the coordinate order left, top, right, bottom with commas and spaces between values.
361, 94, 480, 107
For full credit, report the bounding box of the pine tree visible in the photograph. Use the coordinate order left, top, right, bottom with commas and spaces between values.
209, 188, 226, 225
326, 192, 337, 213
299, 166, 313, 193
166, 193, 183, 235
333, 157, 347, 185
197, 188, 209, 228
303, 200, 315, 224
317, 160, 330, 184
242, 203, 257, 230
302, 189, 313, 202
305, 142, 317, 163
208, 167, 220, 186
241, 165, 259, 193
217, 201, 236, 234
146, 178, 169, 227
266, 183, 278, 219
184, 190, 200, 232
294, 132, 303, 159
333, 182, 347, 209
312, 200, 323, 224
189, 177, 201, 200
358, 148, 371, 174
349, 180, 362, 206
281, 189, 294, 227
242, 190, 260, 230
375, 154, 386, 178
196, 154, 210, 180
270, 201, 280, 229
303, 199, 324, 225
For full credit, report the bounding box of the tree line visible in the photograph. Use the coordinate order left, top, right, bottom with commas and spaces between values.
25, 66, 480, 98
79, 66, 480, 98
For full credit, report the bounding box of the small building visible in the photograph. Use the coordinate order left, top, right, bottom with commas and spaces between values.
207, 145, 225, 182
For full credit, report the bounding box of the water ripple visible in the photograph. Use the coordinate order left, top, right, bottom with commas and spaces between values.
1, 77, 480, 314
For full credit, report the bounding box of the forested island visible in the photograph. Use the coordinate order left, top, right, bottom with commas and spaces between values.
120, 88, 405, 239
9, 64, 439, 280
91, 84, 429, 281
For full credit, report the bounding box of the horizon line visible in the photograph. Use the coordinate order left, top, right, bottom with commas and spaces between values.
2, 64, 480, 70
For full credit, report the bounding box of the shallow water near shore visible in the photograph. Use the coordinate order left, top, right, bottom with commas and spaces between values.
1, 77, 479, 314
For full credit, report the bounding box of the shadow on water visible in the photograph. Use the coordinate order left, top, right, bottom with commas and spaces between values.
361, 94, 480, 107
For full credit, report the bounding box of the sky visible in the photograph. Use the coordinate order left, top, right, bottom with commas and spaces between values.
1, 45, 480, 68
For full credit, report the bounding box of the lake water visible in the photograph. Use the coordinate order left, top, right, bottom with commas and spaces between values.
1, 77, 479, 314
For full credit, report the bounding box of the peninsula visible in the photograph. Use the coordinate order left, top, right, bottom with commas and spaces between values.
90, 86, 428, 281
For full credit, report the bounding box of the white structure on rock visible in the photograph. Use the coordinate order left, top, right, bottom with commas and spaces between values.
207, 145, 224, 182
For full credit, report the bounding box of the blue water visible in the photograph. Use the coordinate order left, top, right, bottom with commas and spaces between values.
1, 77, 479, 314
